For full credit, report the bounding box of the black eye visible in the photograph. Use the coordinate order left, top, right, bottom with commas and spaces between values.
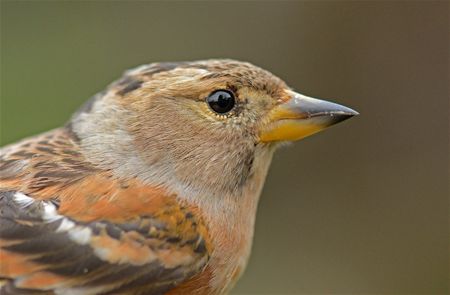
206, 90, 235, 114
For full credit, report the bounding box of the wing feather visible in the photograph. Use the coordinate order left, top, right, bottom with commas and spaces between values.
0, 190, 209, 294
0, 129, 212, 294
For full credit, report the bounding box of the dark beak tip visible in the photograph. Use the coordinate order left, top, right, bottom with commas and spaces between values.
349, 109, 360, 116
330, 112, 358, 124
336, 105, 359, 117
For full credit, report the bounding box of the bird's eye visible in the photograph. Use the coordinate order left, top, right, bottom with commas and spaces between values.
206, 90, 235, 114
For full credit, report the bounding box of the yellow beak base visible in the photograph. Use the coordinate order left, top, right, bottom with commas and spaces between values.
259, 91, 358, 143
259, 120, 329, 143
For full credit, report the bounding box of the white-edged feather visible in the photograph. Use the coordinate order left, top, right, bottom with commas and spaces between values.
68, 227, 92, 245
42, 200, 61, 222
56, 218, 76, 232
13, 192, 35, 208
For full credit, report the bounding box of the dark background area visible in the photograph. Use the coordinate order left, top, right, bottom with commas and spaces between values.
1, 1, 448, 294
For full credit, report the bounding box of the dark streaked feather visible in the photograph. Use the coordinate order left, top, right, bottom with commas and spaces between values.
0, 191, 209, 294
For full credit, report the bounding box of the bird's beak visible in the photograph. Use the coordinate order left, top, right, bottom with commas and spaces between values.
259, 90, 358, 143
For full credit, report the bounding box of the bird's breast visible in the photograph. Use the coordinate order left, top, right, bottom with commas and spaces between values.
168, 202, 257, 295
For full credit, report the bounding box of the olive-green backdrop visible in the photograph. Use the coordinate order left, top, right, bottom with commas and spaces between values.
1, 1, 448, 294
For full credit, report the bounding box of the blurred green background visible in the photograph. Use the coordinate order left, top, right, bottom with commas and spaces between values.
1, 1, 448, 294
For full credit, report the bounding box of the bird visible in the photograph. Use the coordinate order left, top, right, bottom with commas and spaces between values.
0, 59, 358, 295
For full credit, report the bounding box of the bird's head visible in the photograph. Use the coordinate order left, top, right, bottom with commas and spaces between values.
71, 59, 358, 198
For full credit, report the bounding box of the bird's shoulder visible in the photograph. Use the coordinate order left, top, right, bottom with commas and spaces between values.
0, 129, 213, 294
0, 128, 92, 194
